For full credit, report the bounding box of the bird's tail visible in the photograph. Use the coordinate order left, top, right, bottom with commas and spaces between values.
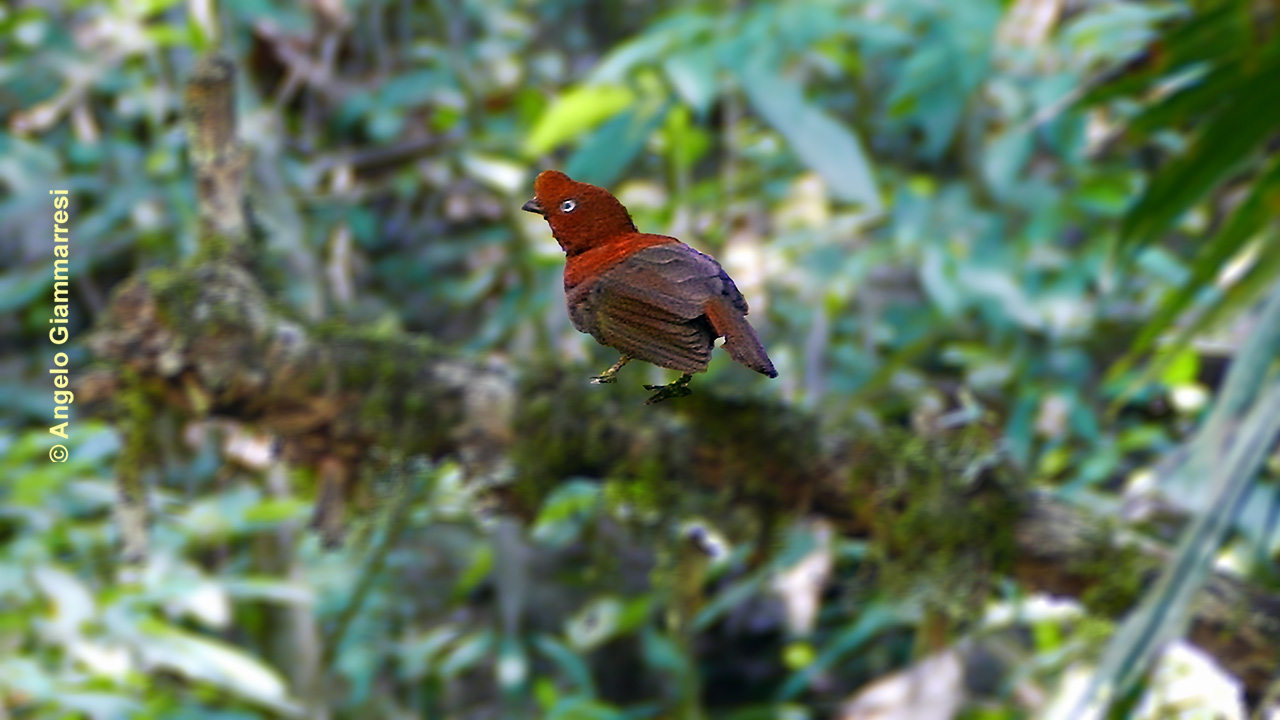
707, 300, 778, 378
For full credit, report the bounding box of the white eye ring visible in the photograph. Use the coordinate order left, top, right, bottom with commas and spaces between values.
560, 199, 577, 213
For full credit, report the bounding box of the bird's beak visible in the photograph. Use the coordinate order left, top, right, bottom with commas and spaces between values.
521, 198, 544, 215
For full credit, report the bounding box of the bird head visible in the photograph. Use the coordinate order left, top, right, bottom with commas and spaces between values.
522, 170, 636, 255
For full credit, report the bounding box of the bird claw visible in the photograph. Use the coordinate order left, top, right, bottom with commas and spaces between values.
590, 356, 631, 385
643, 377, 694, 405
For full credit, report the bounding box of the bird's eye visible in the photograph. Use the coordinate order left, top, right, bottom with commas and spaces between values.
560, 199, 577, 213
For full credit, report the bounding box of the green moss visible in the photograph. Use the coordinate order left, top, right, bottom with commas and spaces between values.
1070, 524, 1158, 616
193, 230, 248, 265
509, 364, 629, 506
854, 425, 1023, 623
141, 262, 239, 334
114, 367, 159, 501
509, 364, 829, 566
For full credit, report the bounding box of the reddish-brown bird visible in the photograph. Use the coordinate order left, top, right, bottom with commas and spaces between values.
522, 170, 777, 404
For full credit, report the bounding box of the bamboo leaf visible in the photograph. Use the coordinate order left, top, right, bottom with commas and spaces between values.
1083, 281, 1280, 713
1116, 50, 1280, 257
1122, 60, 1245, 141
1080, 2, 1248, 107
1107, 154, 1280, 387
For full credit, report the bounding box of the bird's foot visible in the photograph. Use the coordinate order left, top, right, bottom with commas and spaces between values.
643, 374, 694, 405
590, 355, 632, 385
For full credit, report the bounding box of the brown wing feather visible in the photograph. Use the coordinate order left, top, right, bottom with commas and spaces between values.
574, 242, 773, 376
594, 293, 714, 373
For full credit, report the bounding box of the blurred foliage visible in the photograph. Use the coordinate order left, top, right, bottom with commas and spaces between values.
2, 0, 1279, 717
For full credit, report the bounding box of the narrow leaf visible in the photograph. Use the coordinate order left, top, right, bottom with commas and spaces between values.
738, 59, 881, 212
564, 100, 669, 189
776, 603, 906, 701
1123, 60, 1245, 141
662, 46, 719, 118
525, 85, 636, 156
1107, 153, 1280, 386
138, 621, 302, 716
1083, 282, 1280, 712
1080, 3, 1247, 107
587, 12, 716, 85
1117, 50, 1280, 256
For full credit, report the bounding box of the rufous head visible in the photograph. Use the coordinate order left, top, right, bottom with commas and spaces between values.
521, 170, 636, 255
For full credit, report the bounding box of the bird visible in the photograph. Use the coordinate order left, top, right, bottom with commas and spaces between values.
521, 170, 777, 404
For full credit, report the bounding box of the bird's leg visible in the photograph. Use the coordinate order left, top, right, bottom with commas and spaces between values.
590, 355, 632, 384
643, 373, 694, 405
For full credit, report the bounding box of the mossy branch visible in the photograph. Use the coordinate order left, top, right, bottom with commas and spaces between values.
183, 54, 253, 263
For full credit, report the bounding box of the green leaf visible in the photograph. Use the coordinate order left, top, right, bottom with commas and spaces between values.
32, 566, 96, 638
640, 629, 689, 678
738, 59, 881, 212
398, 626, 463, 680
1079, 2, 1246, 107
1138, 232, 1280, 394
563, 99, 669, 189
1158, 347, 1199, 386
531, 479, 601, 548
533, 634, 596, 696
546, 697, 626, 720
221, 577, 313, 605
496, 634, 528, 691
1117, 49, 1280, 257
137, 620, 302, 716
691, 573, 767, 631
982, 125, 1033, 201
0, 265, 53, 314
0, 658, 57, 703
886, 45, 966, 157
223, 0, 312, 34
661, 105, 711, 176
144, 22, 198, 47
662, 46, 718, 119
1064, 2, 1181, 69
1123, 60, 1245, 142
587, 12, 716, 85
454, 547, 494, 611
242, 497, 310, 524
776, 603, 906, 701
367, 107, 406, 142
380, 69, 447, 108
1107, 153, 1280, 388
438, 629, 494, 678
525, 85, 636, 156
1084, 283, 1280, 712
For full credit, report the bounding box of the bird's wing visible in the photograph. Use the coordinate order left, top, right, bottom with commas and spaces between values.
599, 243, 730, 315
583, 243, 729, 373
606, 243, 776, 378
592, 294, 715, 373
